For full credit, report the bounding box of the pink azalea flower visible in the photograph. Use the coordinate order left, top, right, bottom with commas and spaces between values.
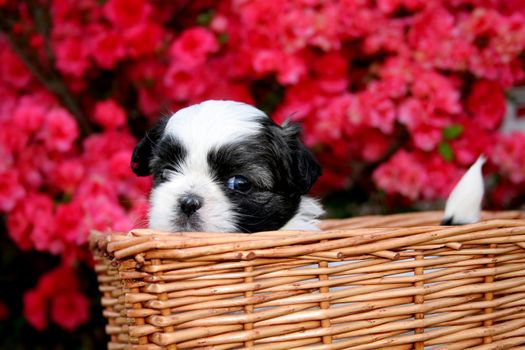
104, 0, 150, 28
7, 193, 54, 251
373, 150, 427, 200
491, 132, 525, 184
124, 22, 164, 58
23, 289, 48, 331
0, 43, 32, 88
0, 169, 25, 212
89, 29, 126, 69
169, 27, 219, 69
42, 108, 79, 152
52, 159, 85, 193
55, 201, 86, 245
54, 37, 90, 77
466, 80, 506, 129
93, 99, 127, 130
50, 292, 90, 331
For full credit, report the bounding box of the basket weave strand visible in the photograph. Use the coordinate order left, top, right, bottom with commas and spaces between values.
90, 211, 525, 349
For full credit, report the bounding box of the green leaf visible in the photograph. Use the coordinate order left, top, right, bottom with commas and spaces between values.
438, 142, 454, 162
218, 33, 229, 45
442, 124, 464, 140
196, 10, 215, 26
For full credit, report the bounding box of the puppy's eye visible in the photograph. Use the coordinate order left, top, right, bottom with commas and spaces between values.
226, 176, 252, 192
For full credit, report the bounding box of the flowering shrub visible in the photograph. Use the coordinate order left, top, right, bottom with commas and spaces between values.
1, 0, 525, 346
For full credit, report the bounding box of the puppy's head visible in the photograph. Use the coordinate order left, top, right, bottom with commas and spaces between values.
131, 100, 321, 233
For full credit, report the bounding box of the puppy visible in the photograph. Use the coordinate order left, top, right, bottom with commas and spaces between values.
131, 100, 324, 233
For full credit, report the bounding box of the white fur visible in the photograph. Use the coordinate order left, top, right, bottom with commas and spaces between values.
443, 155, 486, 224
281, 196, 325, 231
149, 170, 238, 232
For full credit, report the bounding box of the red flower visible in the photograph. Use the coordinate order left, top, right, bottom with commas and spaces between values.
104, 0, 150, 28
23, 265, 88, 331
89, 29, 126, 69
23, 290, 48, 331
169, 27, 219, 69
53, 159, 85, 193
373, 150, 426, 200
491, 132, 525, 184
7, 193, 54, 251
54, 37, 90, 77
0, 169, 25, 212
124, 22, 164, 58
50, 292, 90, 331
0, 43, 32, 88
467, 80, 506, 129
93, 99, 127, 130
42, 108, 79, 152
13, 101, 47, 134
55, 201, 86, 245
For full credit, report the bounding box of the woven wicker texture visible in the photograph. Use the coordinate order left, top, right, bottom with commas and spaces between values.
90, 211, 525, 350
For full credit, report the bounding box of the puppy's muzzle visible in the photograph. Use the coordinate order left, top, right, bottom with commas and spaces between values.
179, 194, 203, 217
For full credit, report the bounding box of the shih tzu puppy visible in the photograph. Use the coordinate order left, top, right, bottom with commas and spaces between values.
131, 100, 324, 233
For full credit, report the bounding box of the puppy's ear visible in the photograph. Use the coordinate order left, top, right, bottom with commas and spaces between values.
281, 121, 322, 194
131, 118, 168, 176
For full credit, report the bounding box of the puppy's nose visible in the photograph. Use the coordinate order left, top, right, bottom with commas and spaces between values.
179, 195, 203, 216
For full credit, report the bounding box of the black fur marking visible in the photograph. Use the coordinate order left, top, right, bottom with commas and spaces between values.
150, 136, 187, 186
441, 217, 455, 225
206, 117, 321, 233
131, 118, 169, 176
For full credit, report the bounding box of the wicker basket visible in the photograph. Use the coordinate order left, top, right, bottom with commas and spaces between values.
90, 211, 525, 350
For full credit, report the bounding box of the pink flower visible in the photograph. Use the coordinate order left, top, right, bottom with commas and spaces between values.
38, 265, 78, 295
0, 169, 25, 212
23, 265, 88, 331
0, 123, 29, 153
82, 131, 136, 169
421, 155, 463, 200
93, 99, 127, 130
253, 50, 279, 74
104, 0, 150, 28
42, 108, 79, 152
23, 289, 48, 331
491, 132, 525, 184
7, 193, 54, 251
412, 124, 442, 151
89, 29, 125, 69
373, 150, 427, 200
164, 65, 208, 101
50, 292, 90, 331
124, 22, 164, 58
203, 81, 255, 105
55, 201, 85, 244
53, 159, 84, 193
467, 80, 506, 129
54, 37, 90, 77
109, 150, 133, 180
13, 102, 47, 134
0, 44, 32, 88
276, 54, 307, 85
349, 127, 390, 162
451, 120, 493, 166
169, 27, 219, 69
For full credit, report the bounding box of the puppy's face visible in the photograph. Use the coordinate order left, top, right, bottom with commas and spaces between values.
131, 100, 321, 233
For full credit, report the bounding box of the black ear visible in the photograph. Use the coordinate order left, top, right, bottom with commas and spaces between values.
281, 121, 322, 194
131, 118, 168, 176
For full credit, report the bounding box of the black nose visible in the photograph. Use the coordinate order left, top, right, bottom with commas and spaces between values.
179, 195, 203, 216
